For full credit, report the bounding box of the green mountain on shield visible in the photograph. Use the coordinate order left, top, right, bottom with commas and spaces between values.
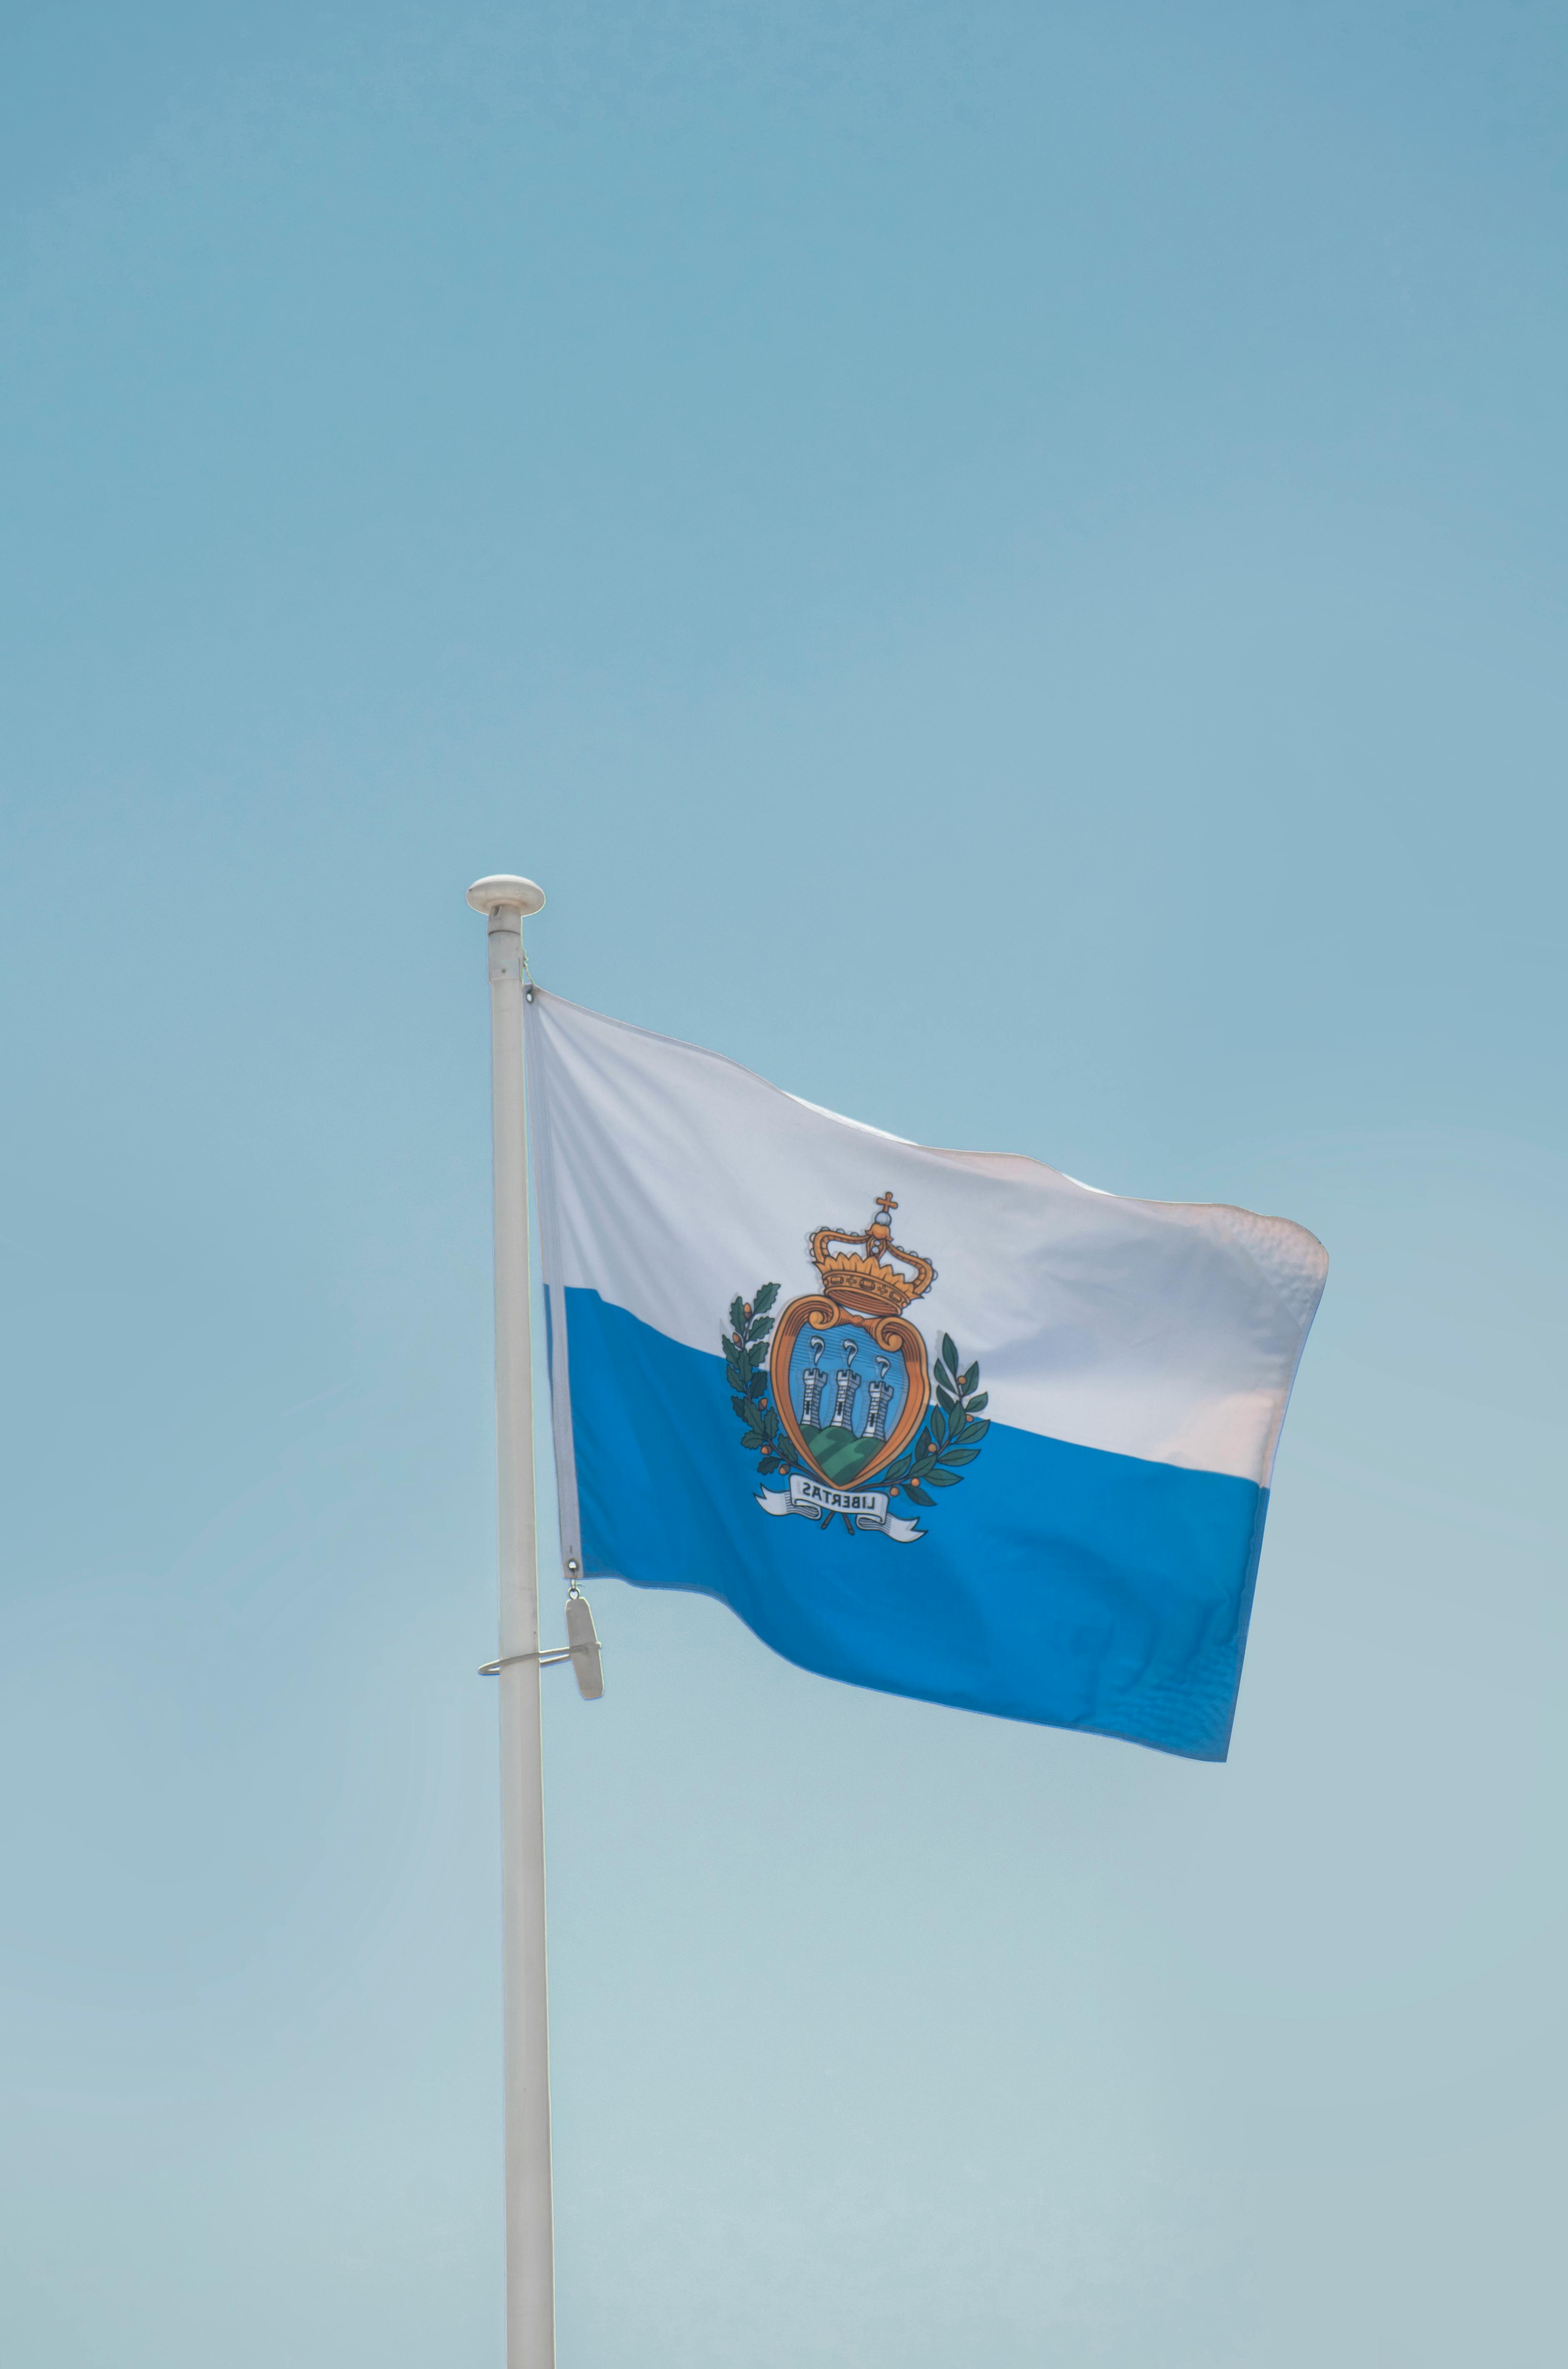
804, 1427, 885, 1488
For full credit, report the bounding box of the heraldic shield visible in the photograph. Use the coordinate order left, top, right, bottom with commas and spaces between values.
768, 1196, 934, 1489
725, 1193, 990, 1539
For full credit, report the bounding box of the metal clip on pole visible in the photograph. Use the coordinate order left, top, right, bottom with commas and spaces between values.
480, 1590, 604, 1701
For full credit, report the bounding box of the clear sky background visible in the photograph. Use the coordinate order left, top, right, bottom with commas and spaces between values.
2, 4, 1565, 2364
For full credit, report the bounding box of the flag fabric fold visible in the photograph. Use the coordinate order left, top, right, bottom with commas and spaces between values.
525, 989, 1326, 1760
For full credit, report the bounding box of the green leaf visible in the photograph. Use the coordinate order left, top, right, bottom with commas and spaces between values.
749, 1313, 775, 1341
934, 1360, 956, 1394
926, 1467, 962, 1487
935, 1386, 956, 1415
904, 1482, 934, 1507
758, 1455, 780, 1475
730, 1395, 749, 1419
729, 1296, 748, 1333
928, 1405, 949, 1447
961, 1362, 979, 1393
741, 1429, 766, 1450
959, 1418, 990, 1443
762, 1406, 780, 1438
941, 1334, 959, 1375
940, 1445, 979, 1465
884, 1454, 913, 1483
964, 1391, 989, 1414
754, 1281, 781, 1313
912, 1451, 937, 1478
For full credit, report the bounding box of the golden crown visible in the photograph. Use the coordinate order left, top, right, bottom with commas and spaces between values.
809, 1193, 936, 1320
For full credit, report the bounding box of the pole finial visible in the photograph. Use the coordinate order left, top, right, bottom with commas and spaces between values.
467, 874, 546, 916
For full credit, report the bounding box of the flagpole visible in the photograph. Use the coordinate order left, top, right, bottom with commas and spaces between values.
467, 872, 554, 2369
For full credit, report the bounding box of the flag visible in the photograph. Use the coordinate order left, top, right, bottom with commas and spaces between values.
525, 990, 1326, 1760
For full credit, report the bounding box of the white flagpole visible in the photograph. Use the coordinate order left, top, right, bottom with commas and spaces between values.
467, 872, 554, 2369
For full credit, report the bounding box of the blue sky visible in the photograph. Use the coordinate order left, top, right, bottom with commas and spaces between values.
2, 5, 1565, 2364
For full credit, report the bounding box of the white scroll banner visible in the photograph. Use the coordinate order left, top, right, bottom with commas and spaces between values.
755, 1469, 925, 1544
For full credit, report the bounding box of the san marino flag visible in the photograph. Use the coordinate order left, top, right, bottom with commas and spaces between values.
526, 991, 1327, 1760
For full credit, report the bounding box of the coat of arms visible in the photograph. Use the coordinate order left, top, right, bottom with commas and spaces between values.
725, 1196, 989, 1543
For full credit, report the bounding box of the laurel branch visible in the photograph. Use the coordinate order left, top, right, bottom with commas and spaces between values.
724, 1284, 786, 1479
879, 1331, 989, 1508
